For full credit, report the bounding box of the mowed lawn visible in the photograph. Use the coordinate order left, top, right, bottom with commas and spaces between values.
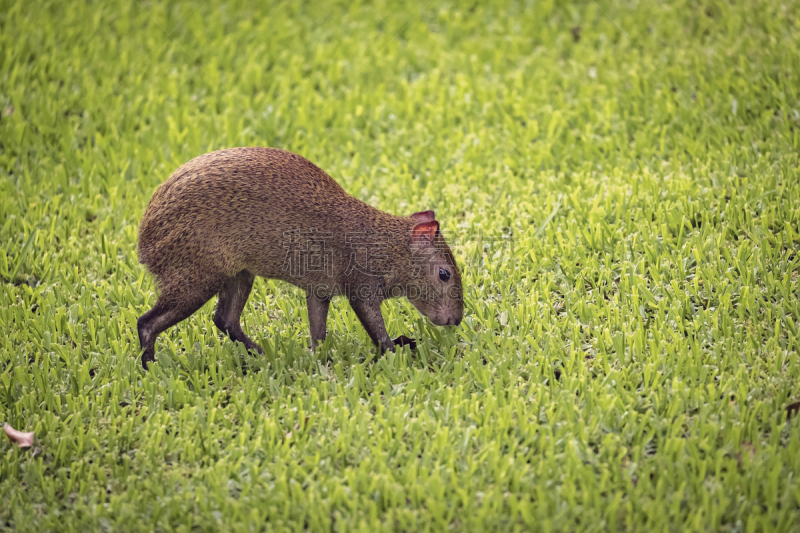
2, 0, 800, 531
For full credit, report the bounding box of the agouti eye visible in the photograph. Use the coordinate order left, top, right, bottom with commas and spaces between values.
439, 268, 451, 282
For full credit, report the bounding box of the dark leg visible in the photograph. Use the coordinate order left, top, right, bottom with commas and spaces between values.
137, 284, 218, 370
307, 293, 331, 351
348, 299, 394, 353
213, 270, 262, 354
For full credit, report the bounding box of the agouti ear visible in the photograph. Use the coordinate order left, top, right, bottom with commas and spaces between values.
411, 210, 436, 223
411, 220, 439, 250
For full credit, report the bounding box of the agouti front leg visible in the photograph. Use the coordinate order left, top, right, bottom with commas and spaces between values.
348, 299, 395, 353
307, 293, 331, 351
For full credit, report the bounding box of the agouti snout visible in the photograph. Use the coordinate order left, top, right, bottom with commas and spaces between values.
136, 147, 463, 369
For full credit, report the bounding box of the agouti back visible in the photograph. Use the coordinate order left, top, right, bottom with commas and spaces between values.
137, 147, 463, 369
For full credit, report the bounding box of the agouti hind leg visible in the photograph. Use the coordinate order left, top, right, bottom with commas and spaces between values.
138, 281, 219, 370
213, 270, 263, 354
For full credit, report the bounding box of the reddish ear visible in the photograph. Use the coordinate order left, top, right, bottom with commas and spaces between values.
411, 210, 436, 223
411, 220, 439, 249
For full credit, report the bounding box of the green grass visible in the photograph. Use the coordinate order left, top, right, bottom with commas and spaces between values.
2, 0, 800, 530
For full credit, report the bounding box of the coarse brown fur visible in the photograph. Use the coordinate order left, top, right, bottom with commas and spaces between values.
137, 147, 463, 369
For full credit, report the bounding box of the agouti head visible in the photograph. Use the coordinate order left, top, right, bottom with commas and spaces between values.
405, 211, 464, 326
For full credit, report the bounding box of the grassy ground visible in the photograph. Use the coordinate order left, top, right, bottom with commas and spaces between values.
2, 0, 800, 530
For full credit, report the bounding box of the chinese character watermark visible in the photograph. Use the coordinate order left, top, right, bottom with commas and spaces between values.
282, 229, 334, 278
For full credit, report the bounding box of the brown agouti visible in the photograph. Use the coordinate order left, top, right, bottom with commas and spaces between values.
137, 147, 463, 369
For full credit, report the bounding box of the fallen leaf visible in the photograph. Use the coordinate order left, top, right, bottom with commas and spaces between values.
787, 401, 800, 421
293, 416, 311, 431
737, 442, 756, 468
4, 423, 34, 448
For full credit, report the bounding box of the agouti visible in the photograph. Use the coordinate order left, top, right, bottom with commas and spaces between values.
137, 147, 463, 369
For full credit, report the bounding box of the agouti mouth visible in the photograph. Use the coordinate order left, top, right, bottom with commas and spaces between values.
430, 314, 462, 327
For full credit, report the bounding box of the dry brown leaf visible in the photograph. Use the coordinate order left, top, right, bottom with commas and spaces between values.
4, 423, 34, 448
737, 442, 756, 468
293, 417, 311, 432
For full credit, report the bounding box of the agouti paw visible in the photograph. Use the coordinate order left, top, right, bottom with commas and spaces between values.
393, 335, 416, 350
